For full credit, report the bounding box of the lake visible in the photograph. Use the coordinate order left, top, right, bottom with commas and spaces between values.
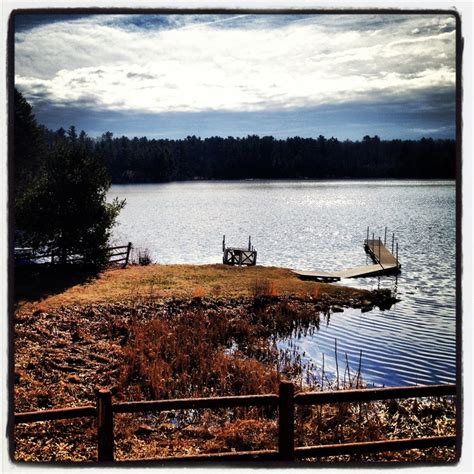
108, 180, 457, 388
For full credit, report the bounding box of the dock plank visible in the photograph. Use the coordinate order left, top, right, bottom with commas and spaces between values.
364, 240, 399, 267
335, 264, 398, 278
293, 264, 399, 282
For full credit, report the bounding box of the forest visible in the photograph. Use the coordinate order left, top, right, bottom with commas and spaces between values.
42, 128, 456, 183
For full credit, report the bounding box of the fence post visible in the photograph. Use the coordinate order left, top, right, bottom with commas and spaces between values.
96, 389, 114, 462
123, 242, 132, 268
278, 381, 295, 461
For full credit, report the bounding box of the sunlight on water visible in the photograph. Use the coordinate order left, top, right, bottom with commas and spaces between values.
109, 180, 456, 387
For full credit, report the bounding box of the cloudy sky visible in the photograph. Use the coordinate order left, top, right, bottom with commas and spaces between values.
14, 12, 456, 140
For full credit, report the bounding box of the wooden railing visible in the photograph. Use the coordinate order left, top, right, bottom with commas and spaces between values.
14, 242, 132, 268
14, 382, 456, 463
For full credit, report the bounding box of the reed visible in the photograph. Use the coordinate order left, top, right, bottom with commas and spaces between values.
14, 288, 455, 462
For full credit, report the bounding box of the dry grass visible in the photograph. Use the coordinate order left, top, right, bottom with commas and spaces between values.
117, 298, 325, 401
16, 263, 373, 312
14, 295, 455, 463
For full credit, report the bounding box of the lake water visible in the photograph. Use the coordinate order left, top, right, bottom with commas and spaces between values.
108, 180, 457, 388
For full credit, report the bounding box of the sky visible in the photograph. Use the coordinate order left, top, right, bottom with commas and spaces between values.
14, 12, 457, 140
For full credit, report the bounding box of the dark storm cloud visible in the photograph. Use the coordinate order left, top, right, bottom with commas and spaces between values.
14, 12, 456, 139
30, 86, 455, 141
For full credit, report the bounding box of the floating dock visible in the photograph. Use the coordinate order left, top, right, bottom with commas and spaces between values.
293, 228, 401, 282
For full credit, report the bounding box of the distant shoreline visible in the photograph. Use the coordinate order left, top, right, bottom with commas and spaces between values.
109, 177, 457, 186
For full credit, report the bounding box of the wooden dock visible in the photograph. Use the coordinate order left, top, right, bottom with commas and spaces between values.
293, 228, 401, 282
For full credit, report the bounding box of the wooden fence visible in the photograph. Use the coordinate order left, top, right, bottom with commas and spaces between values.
14, 382, 456, 463
105, 243, 132, 268
14, 242, 132, 268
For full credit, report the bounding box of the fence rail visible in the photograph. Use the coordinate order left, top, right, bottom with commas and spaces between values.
14, 242, 132, 268
14, 382, 456, 463
295, 383, 456, 405
14, 405, 96, 424
113, 393, 279, 414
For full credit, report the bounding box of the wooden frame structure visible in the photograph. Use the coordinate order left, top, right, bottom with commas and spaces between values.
222, 235, 257, 266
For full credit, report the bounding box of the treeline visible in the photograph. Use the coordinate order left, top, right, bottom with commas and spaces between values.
41, 131, 456, 183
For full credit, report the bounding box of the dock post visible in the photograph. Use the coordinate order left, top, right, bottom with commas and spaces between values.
367, 226, 369, 244
384, 227, 387, 246
222, 235, 226, 252
372, 232, 375, 244
396, 241, 399, 265
378, 237, 381, 263
392, 233, 395, 254
248, 236, 251, 251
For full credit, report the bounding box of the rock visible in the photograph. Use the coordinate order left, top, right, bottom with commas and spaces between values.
332, 306, 344, 313
361, 305, 374, 313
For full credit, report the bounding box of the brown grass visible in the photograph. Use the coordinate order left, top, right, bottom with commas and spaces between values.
116, 298, 324, 401
16, 263, 373, 312
13, 294, 455, 463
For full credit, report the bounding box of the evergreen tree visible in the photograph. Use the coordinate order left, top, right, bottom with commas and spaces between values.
13, 88, 44, 202
14, 90, 125, 267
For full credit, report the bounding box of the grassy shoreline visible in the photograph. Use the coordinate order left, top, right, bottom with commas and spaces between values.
15, 263, 393, 311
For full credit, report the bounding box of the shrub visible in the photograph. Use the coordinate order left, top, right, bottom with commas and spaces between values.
137, 248, 152, 266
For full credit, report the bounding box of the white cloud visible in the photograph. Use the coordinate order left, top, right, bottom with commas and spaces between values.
14, 14, 456, 114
